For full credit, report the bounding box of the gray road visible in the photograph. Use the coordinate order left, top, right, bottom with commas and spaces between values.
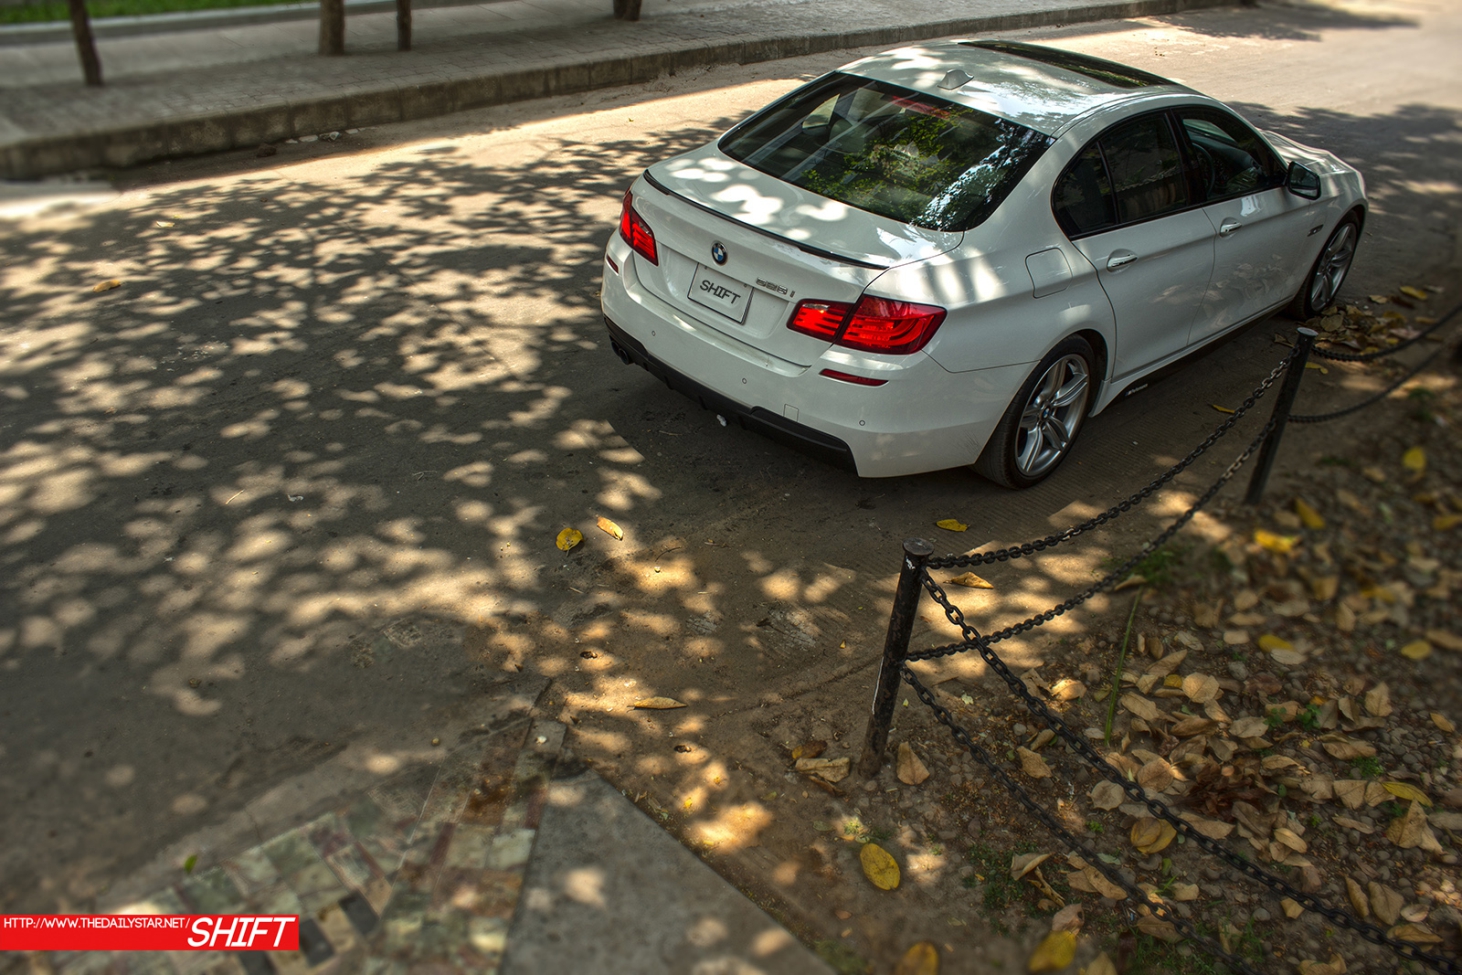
1, 0, 1459, 922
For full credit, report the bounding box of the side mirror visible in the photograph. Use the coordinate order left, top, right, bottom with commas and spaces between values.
1286, 161, 1321, 200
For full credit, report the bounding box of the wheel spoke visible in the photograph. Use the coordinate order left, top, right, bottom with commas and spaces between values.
1051, 372, 1088, 408
1041, 417, 1069, 452
1016, 427, 1042, 473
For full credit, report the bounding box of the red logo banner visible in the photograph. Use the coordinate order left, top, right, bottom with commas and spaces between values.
0, 915, 300, 952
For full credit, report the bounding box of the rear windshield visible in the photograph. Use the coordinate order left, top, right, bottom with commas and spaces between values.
719, 73, 1052, 233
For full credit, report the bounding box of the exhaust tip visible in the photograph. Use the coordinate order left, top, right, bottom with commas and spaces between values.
610, 340, 632, 365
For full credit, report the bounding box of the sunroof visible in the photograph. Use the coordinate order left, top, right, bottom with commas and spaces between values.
961, 40, 1173, 89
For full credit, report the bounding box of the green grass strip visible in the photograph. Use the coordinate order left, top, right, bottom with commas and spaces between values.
1103, 587, 1144, 745
1, 0, 309, 26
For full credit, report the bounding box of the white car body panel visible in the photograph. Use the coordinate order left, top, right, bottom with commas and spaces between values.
601, 40, 1368, 478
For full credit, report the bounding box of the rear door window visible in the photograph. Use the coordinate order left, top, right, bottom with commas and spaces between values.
1052, 144, 1116, 237
719, 72, 1052, 232
1099, 113, 1191, 224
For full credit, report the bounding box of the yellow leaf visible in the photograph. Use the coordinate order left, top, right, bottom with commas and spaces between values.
1399, 285, 1429, 301
1434, 514, 1462, 531
1383, 782, 1432, 806
1258, 634, 1293, 652
1402, 447, 1426, 475
1369, 294, 1389, 303
1399, 640, 1432, 661
1085, 953, 1118, 975
595, 516, 623, 540
1428, 629, 1462, 651
1431, 713, 1455, 733
860, 842, 900, 890
92, 279, 121, 292
949, 572, 993, 589
1027, 930, 1076, 973
1294, 498, 1325, 529
895, 941, 939, 975
555, 527, 583, 551
1210, 404, 1236, 415
1130, 817, 1176, 854
632, 696, 686, 710
935, 518, 967, 532
1254, 529, 1299, 554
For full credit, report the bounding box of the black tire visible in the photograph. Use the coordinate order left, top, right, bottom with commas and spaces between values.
1286, 213, 1360, 320
974, 335, 1095, 489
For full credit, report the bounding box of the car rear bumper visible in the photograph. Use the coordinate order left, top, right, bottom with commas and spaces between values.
605, 317, 858, 471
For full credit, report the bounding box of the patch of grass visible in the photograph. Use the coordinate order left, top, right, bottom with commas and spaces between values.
1298, 704, 1322, 731
1408, 387, 1438, 423
1350, 755, 1385, 778
1103, 543, 1187, 589
1, 0, 306, 24
1121, 917, 1264, 975
1087, 820, 1104, 834
812, 940, 867, 975
1264, 708, 1287, 729
842, 819, 891, 845
1317, 455, 1355, 467
965, 841, 1039, 915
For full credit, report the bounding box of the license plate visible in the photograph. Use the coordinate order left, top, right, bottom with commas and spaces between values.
688, 264, 752, 323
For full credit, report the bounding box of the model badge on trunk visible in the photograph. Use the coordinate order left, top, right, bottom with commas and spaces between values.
710, 242, 727, 265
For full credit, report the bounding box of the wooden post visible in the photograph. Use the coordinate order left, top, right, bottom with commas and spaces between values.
66, 0, 103, 86
319, 0, 345, 55
395, 0, 410, 51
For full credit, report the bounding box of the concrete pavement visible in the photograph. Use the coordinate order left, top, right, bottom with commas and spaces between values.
0, 0, 1232, 178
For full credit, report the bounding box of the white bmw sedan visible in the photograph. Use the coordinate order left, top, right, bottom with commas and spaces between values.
600, 41, 1366, 486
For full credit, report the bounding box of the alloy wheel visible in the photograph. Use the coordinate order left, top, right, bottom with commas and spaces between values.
1014, 353, 1090, 478
1308, 222, 1356, 312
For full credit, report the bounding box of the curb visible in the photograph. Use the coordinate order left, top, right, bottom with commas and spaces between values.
0, 0, 507, 47
1, 0, 1233, 179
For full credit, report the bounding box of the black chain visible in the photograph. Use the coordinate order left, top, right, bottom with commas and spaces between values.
914, 578, 1460, 972
1292, 345, 1445, 423
927, 351, 1295, 572
901, 666, 1267, 975
1309, 302, 1459, 363
910, 420, 1274, 664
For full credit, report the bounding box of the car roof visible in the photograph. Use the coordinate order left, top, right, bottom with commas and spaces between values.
839, 40, 1192, 136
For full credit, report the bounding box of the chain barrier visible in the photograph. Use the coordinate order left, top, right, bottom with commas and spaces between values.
910, 418, 1274, 664
927, 350, 1295, 573
1292, 345, 1445, 423
900, 666, 1267, 975
1308, 301, 1459, 363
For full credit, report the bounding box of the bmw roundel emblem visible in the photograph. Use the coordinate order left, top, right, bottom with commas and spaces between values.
710, 241, 727, 265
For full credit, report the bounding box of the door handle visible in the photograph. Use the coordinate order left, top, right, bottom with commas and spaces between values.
1106, 252, 1137, 270
1218, 219, 1243, 237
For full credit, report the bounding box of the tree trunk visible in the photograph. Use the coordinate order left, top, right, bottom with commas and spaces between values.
319, 0, 344, 55
623, 0, 640, 19
395, 0, 410, 51
66, 0, 103, 86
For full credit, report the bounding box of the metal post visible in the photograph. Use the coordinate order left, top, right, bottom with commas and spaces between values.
857, 538, 934, 777
1244, 327, 1316, 505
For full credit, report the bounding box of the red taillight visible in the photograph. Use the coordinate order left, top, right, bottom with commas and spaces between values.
788, 300, 853, 339
787, 295, 946, 355
618, 189, 658, 265
819, 368, 887, 386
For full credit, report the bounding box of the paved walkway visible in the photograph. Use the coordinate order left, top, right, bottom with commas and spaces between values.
0, 0, 1231, 178
60, 666, 830, 975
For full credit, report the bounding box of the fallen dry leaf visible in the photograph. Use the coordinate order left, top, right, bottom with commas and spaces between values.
935, 518, 967, 532
1120, 693, 1160, 722
632, 696, 685, 710
791, 740, 827, 761
1171, 882, 1199, 901
1383, 781, 1431, 805
949, 572, 993, 589
555, 527, 583, 551
1273, 827, 1307, 853
1050, 903, 1083, 933
1368, 883, 1404, 926
1399, 285, 1430, 300
1017, 747, 1051, 779
1131, 817, 1176, 854
1399, 640, 1432, 661
1323, 738, 1377, 760
1079, 866, 1126, 900
1427, 629, 1462, 652
1180, 813, 1234, 839
1026, 931, 1076, 973
1364, 682, 1392, 717
1050, 678, 1086, 700
1335, 780, 1367, 810
1280, 898, 1304, 919
1345, 876, 1369, 917
894, 941, 939, 975
1431, 713, 1456, 733
1257, 634, 1292, 652
92, 279, 121, 292
1012, 852, 1053, 880
860, 842, 900, 890
1294, 498, 1326, 529
1334, 816, 1373, 835
1136, 759, 1174, 793
795, 757, 850, 784
1182, 673, 1220, 704
1388, 922, 1442, 944
1136, 913, 1181, 943
595, 516, 624, 540
1085, 953, 1118, 975
1401, 446, 1426, 476
897, 742, 930, 785
1255, 529, 1300, 554
1090, 780, 1125, 810
1231, 716, 1269, 739
1298, 954, 1348, 975
1387, 800, 1443, 852
1435, 514, 1462, 531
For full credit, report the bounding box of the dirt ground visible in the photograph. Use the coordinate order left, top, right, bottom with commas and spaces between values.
3, 2, 1462, 974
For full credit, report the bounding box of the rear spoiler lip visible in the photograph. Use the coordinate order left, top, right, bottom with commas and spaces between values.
640, 169, 888, 272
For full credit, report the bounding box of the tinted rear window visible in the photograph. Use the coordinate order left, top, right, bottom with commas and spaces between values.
719, 73, 1052, 232
961, 41, 1172, 89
